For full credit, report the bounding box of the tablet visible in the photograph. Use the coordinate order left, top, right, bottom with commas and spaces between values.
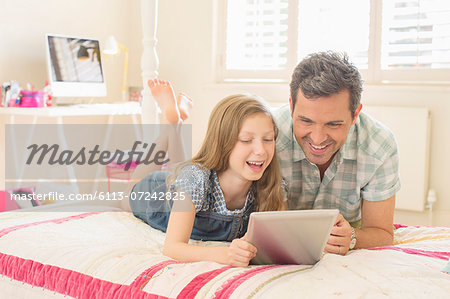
247, 209, 339, 265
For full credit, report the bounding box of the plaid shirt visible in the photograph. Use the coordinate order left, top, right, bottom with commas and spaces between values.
274, 104, 401, 223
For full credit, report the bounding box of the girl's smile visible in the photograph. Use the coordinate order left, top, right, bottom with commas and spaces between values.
224, 112, 275, 183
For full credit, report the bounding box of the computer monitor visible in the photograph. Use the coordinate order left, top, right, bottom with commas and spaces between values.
45, 34, 107, 98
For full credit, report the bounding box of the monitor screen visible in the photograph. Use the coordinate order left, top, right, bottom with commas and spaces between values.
46, 34, 107, 98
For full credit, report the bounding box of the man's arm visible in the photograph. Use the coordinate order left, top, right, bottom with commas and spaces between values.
324, 195, 395, 255
357, 194, 395, 248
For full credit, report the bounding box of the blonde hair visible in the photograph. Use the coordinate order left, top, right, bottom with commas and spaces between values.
171, 94, 284, 212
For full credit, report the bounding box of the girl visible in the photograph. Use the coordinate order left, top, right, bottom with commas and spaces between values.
128, 80, 285, 267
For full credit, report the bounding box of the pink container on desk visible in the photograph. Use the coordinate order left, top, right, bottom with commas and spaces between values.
19, 90, 45, 107
108, 160, 139, 169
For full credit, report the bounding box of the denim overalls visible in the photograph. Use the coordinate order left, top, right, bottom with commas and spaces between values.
129, 170, 253, 242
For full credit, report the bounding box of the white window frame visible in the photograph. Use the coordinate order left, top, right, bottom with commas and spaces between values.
215, 0, 450, 85
215, 0, 298, 83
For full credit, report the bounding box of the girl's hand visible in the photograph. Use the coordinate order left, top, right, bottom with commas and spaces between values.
226, 235, 257, 267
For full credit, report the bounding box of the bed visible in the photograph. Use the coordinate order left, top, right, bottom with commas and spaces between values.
1, 204, 449, 298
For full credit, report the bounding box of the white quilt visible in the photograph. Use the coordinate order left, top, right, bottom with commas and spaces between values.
0, 205, 449, 298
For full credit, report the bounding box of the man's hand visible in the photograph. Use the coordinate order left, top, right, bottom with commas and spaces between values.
324, 213, 352, 256
225, 235, 257, 267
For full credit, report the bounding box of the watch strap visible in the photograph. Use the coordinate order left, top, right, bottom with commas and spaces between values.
349, 227, 357, 250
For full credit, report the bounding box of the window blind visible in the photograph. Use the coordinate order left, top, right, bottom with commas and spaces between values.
297, 0, 370, 69
226, 0, 289, 70
381, 0, 450, 69
222, 0, 450, 82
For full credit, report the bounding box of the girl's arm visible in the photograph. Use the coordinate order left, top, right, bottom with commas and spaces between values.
163, 199, 257, 267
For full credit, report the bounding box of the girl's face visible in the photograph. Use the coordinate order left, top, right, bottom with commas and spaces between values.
226, 113, 275, 183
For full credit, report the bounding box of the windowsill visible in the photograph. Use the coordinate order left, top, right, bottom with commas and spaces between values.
363, 82, 450, 92
222, 78, 287, 84
373, 80, 450, 87
203, 79, 450, 106
214, 79, 450, 89
202, 82, 290, 104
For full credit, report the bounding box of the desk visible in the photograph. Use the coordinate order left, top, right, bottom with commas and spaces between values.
0, 102, 142, 193
0, 102, 141, 117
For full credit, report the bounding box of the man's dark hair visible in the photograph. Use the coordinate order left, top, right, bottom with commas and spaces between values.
290, 51, 363, 116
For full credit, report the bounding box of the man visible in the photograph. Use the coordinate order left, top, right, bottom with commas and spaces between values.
274, 51, 400, 255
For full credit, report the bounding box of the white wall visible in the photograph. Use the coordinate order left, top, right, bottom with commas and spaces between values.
362, 85, 450, 226
153, 0, 450, 227
0, 0, 142, 101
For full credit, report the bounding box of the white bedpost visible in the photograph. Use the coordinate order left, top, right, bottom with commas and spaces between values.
140, 0, 159, 125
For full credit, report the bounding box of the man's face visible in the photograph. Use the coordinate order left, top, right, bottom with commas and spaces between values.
290, 89, 361, 169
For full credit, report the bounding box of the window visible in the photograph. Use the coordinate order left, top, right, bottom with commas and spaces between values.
297, 0, 370, 70
220, 0, 291, 81
218, 0, 450, 83
226, 0, 289, 71
380, 0, 450, 82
